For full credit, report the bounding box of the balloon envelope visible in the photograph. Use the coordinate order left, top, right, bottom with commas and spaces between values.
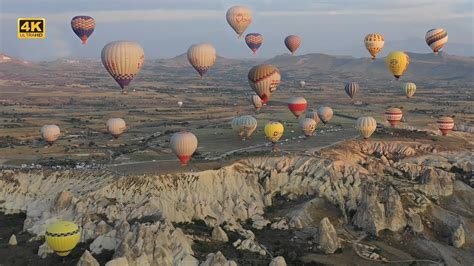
288, 97, 307, 118
231, 115, 257, 140
250, 94, 263, 111
226, 6, 252, 37
385, 51, 409, 79
170, 131, 198, 166
437, 116, 454, 136
41, 125, 60, 145
345, 82, 359, 99
305, 109, 321, 124
299, 80, 306, 88
187, 43, 217, 77
384, 107, 403, 127
425, 28, 448, 54
71, 16, 95, 44
299, 118, 317, 136
284, 35, 301, 54
245, 33, 263, 54
402, 82, 416, 98
264, 121, 284, 143
356, 117, 377, 139
364, 33, 384, 59
106, 118, 126, 138
317, 106, 333, 124
45, 221, 80, 256
248, 64, 281, 104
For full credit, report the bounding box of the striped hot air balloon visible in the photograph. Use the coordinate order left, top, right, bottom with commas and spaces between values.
305, 109, 321, 124
364, 33, 384, 60
385, 51, 409, 79
437, 116, 454, 136
299, 118, 317, 137
187, 43, 217, 77
425, 28, 448, 54
264, 121, 284, 143
231, 115, 257, 140
245, 33, 263, 54
250, 94, 263, 112
356, 117, 377, 139
288, 97, 307, 118
284, 35, 301, 55
170, 131, 198, 166
317, 106, 333, 124
402, 82, 416, 98
71, 16, 95, 44
384, 107, 403, 127
41, 125, 60, 145
101, 41, 144, 93
344, 82, 359, 99
106, 118, 126, 138
45, 221, 81, 257
248, 64, 281, 104
226, 6, 252, 37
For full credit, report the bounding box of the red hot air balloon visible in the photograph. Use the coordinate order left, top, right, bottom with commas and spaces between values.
71, 16, 95, 44
245, 33, 264, 54
288, 97, 307, 118
284, 35, 301, 55
384, 108, 403, 127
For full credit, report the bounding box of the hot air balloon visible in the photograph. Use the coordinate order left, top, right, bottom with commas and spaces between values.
106, 118, 126, 138
437, 116, 454, 136
299, 118, 317, 137
402, 82, 416, 98
187, 43, 217, 77
231, 115, 257, 140
288, 97, 307, 118
71, 16, 95, 45
101, 41, 144, 94
425, 28, 448, 54
251, 94, 263, 112
385, 51, 409, 79
245, 33, 263, 54
170, 131, 198, 166
356, 117, 377, 139
284, 35, 301, 55
317, 106, 333, 124
177, 101, 183, 108
345, 82, 359, 99
226, 6, 252, 37
364, 33, 384, 60
384, 107, 403, 127
264, 121, 284, 143
299, 80, 306, 88
41, 125, 60, 145
248, 64, 281, 104
305, 109, 321, 124
45, 221, 80, 256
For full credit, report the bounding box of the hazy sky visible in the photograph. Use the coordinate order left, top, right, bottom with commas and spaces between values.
1, 0, 473, 61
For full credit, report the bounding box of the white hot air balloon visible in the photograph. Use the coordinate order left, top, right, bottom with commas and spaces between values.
356, 117, 377, 139
250, 94, 263, 112
170, 131, 198, 166
231, 115, 258, 140
317, 106, 333, 124
106, 118, 127, 138
299, 118, 317, 137
226, 6, 252, 37
177, 101, 183, 108
187, 43, 217, 77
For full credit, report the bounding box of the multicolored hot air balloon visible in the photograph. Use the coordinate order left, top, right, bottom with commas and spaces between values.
317, 106, 333, 124
187, 43, 217, 77
425, 28, 448, 54
170, 131, 198, 166
305, 109, 321, 124
245, 33, 263, 54
45, 221, 80, 257
101, 41, 144, 93
251, 94, 263, 112
364, 33, 384, 60
248, 64, 281, 104
299, 80, 306, 88
287, 97, 307, 118
41, 125, 60, 145
385, 51, 409, 79
231, 115, 258, 140
264, 121, 284, 143
437, 116, 454, 136
284, 35, 301, 55
356, 117, 377, 139
226, 6, 252, 37
402, 82, 416, 98
384, 108, 403, 127
299, 118, 317, 137
345, 82, 359, 99
71, 16, 95, 45
106, 118, 126, 138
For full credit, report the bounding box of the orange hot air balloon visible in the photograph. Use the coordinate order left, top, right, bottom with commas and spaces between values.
364, 33, 384, 60
384, 108, 403, 127
287, 97, 307, 118
248, 64, 281, 104
437, 116, 454, 136
284, 35, 301, 55
170, 131, 198, 166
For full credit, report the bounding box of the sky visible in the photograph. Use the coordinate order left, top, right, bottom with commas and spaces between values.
1, 0, 473, 61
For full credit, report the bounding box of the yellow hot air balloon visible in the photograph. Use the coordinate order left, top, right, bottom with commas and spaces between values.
170, 131, 198, 166
250, 94, 263, 112
305, 108, 321, 124
187, 43, 217, 77
106, 118, 126, 138
364, 33, 385, 60
231, 115, 257, 140
402, 82, 416, 98
385, 51, 409, 80
299, 118, 317, 137
226, 6, 252, 37
264, 121, 284, 143
101, 41, 145, 94
317, 106, 333, 124
45, 221, 81, 256
356, 117, 377, 139
248, 64, 281, 104
41, 125, 60, 145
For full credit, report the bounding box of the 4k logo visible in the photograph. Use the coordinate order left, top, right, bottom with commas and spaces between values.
18, 18, 46, 39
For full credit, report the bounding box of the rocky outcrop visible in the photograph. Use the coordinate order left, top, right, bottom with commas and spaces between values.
451, 224, 465, 248
200, 251, 237, 266
77, 250, 100, 266
8, 234, 17, 245
318, 217, 341, 254
211, 226, 228, 242
37, 241, 54, 258
269, 256, 287, 266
